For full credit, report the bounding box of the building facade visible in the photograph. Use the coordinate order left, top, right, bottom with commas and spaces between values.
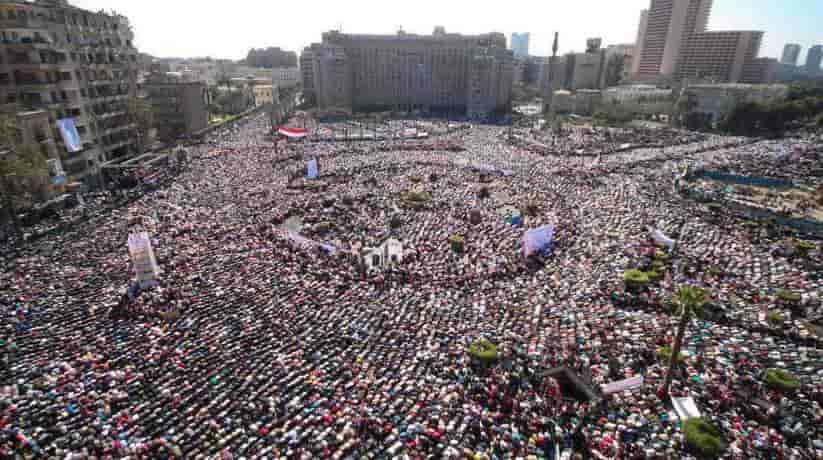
0, 0, 139, 186
806, 45, 823, 74
780, 43, 801, 66
511, 33, 530, 58
304, 29, 513, 117
635, 0, 712, 80
631, 10, 649, 76
682, 83, 788, 124
300, 45, 318, 105
602, 84, 673, 104
253, 85, 274, 106
144, 73, 208, 142
676, 31, 762, 83
272, 67, 300, 89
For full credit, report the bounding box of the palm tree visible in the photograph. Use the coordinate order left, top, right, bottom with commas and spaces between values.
661, 286, 709, 395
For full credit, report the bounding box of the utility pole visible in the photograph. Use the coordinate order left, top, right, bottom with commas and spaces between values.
544, 32, 559, 117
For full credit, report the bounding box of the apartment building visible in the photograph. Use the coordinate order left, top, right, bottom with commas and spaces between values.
0, 0, 139, 186
303, 28, 513, 117
143, 72, 208, 142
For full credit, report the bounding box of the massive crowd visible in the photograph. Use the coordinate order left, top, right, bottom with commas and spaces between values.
1, 112, 822, 459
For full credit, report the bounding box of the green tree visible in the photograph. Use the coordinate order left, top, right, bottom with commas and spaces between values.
126, 97, 154, 154
662, 286, 709, 395
0, 108, 51, 215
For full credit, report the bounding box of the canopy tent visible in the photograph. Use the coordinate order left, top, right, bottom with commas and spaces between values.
522, 224, 555, 257
277, 127, 309, 139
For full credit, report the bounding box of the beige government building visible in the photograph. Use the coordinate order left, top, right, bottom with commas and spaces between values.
302, 28, 514, 118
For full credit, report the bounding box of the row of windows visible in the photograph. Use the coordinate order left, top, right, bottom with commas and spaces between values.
2, 7, 125, 33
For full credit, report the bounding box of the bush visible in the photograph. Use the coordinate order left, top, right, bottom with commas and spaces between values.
657, 345, 685, 364
766, 311, 785, 327
776, 289, 801, 304
468, 339, 498, 365
765, 369, 800, 392
449, 234, 465, 253
624, 269, 650, 287
794, 240, 815, 255
683, 418, 725, 458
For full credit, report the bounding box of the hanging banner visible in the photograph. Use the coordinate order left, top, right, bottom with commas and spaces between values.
601, 375, 644, 394
306, 158, 318, 179
56, 118, 82, 153
128, 232, 160, 286
671, 396, 701, 420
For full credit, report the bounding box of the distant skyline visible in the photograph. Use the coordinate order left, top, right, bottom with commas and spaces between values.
69, 0, 822, 65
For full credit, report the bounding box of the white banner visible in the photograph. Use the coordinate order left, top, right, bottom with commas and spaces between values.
601, 375, 644, 394
672, 396, 701, 420
128, 232, 160, 285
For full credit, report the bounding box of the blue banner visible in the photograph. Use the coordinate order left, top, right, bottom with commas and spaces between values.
56, 118, 82, 153
307, 159, 318, 179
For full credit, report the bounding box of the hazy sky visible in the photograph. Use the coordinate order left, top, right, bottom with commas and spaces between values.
70, 0, 822, 63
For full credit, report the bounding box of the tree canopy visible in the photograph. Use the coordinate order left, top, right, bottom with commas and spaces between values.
241, 47, 297, 69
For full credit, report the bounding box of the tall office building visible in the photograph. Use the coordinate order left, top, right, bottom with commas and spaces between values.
304, 29, 513, 117
780, 43, 801, 66
676, 31, 762, 82
631, 10, 649, 76
634, 0, 712, 80
806, 45, 823, 73
0, 0, 140, 186
511, 33, 530, 58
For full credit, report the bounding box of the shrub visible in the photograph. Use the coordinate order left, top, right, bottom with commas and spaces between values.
794, 240, 815, 255
449, 234, 465, 253
657, 346, 685, 364
776, 289, 801, 304
765, 369, 800, 392
654, 249, 669, 261
404, 189, 432, 203
624, 269, 650, 287
468, 339, 498, 365
683, 418, 725, 458
766, 311, 785, 327
646, 269, 663, 281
